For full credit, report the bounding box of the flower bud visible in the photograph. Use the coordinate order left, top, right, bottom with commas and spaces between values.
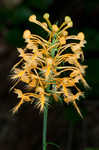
29, 15, 36, 22
23, 30, 31, 39
43, 13, 49, 19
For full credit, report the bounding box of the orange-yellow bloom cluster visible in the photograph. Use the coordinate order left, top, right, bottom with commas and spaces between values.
10, 13, 88, 117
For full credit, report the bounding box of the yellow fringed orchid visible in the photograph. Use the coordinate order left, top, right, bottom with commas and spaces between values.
10, 13, 88, 117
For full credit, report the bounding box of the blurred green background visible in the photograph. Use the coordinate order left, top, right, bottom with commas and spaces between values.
0, 0, 99, 150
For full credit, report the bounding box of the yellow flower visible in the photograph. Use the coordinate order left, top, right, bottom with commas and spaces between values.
10, 13, 88, 117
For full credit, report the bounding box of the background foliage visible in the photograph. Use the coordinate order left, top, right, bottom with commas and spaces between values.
0, 0, 99, 150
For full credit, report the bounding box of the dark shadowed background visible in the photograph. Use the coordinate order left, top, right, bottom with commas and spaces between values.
0, 0, 99, 150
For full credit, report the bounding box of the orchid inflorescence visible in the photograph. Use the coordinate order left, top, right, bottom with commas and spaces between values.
10, 13, 88, 117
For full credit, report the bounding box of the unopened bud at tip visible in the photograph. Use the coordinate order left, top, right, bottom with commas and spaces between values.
65, 16, 71, 23
23, 30, 31, 39
43, 13, 50, 19
29, 15, 36, 22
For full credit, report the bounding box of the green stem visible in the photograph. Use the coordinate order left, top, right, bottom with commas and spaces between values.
42, 35, 56, 150
43, 105, 48, 150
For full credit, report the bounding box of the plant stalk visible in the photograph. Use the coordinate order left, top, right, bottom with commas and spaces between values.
43, 105, 48, 150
